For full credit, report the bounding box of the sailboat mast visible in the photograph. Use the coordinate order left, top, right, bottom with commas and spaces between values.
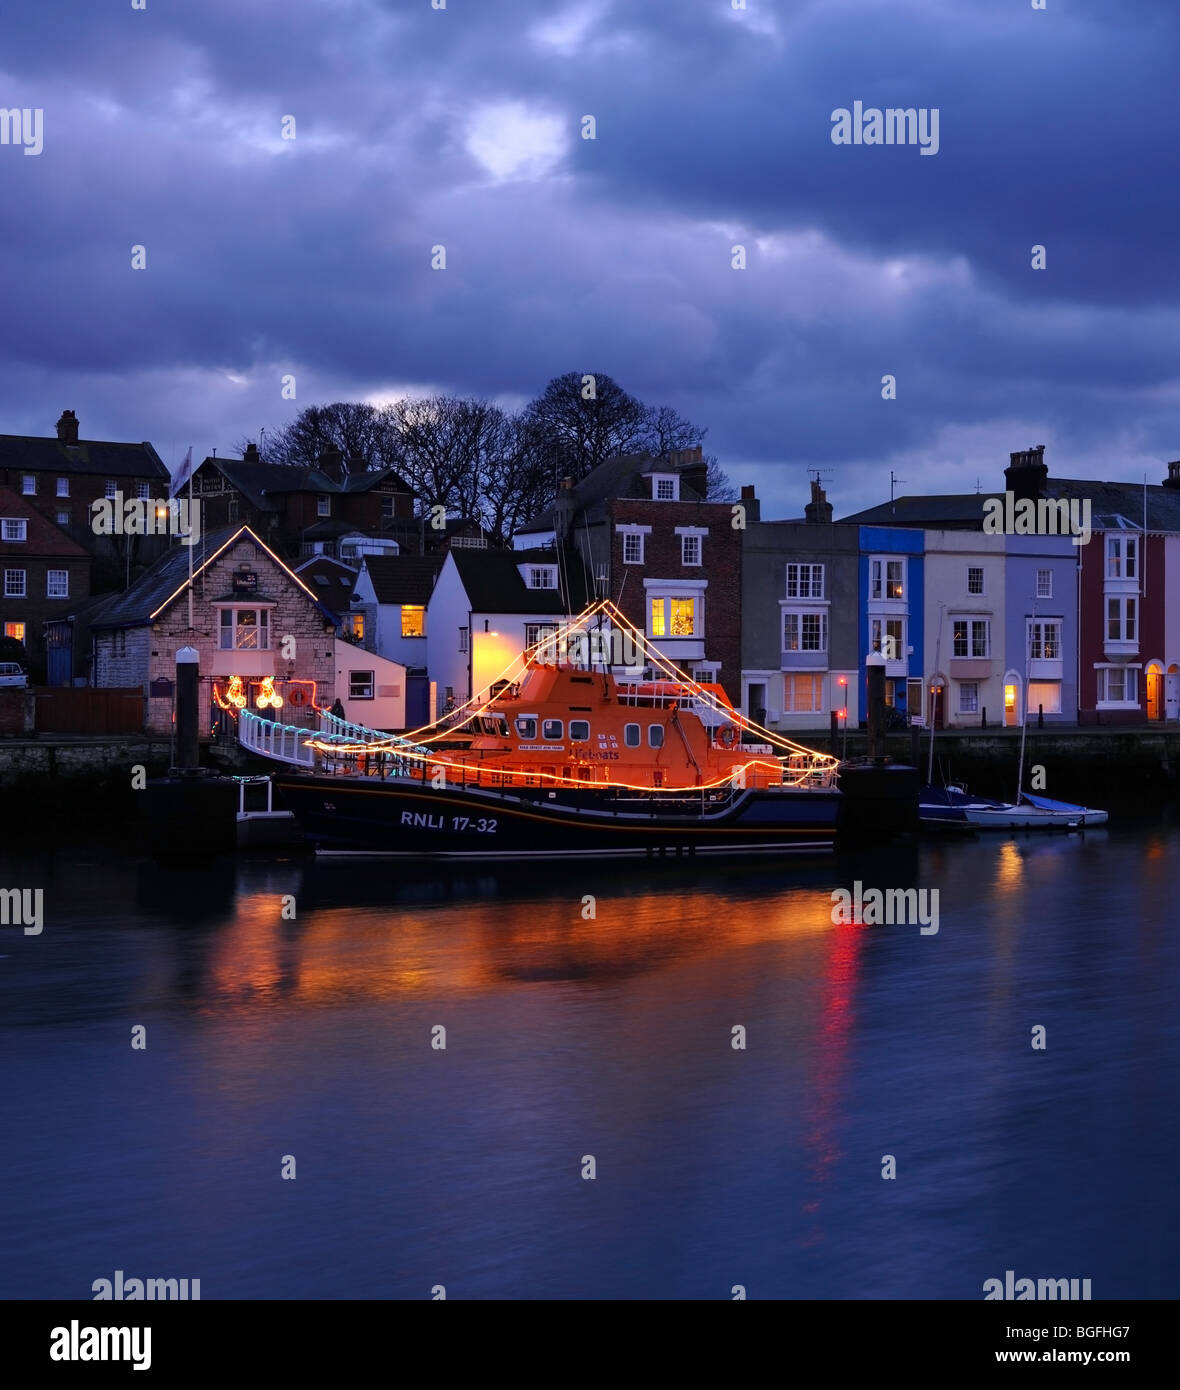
927, 603, 944, 783
1016, 597, 1033, 802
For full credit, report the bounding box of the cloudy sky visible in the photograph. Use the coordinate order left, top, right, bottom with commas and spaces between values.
3, 0, 1178, 517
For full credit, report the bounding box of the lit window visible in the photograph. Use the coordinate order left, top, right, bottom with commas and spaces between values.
870, 617, 906, 660
401, 604, 425, 638
1, 519, 27, 542
4, 621, 25, 642
345, 614, 364, 641
4, 569, 26, 598
623, 532, 643, 564
219, 607, 270, 651
21, 475, 35, 495
1028, 621, 1061, 660
1027, 681, 1061, 715
56, 478, 69, 497
104, 480, 117, 499
47, 570, 69, 599
783, 610, 827, 653
1036, 568, 1052, 598
570, 720, 590, 741
349, 670, 374, 699
649, 596, 666, 637
967, 567, 983, 595
782, 674, 823, 713
681, 534, 701, 566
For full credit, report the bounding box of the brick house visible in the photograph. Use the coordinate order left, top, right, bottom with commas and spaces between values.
187, 445, 416, 564
0, 410, 172, 588
514, 448, 745, 700
0, 486, 91, 682
85, 525, 339, 734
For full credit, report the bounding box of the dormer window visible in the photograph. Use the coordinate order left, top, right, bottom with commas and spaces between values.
651, 473, 679, 501
522, 564, 558, 589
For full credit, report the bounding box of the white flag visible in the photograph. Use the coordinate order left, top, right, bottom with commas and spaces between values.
171, 445, 194, 498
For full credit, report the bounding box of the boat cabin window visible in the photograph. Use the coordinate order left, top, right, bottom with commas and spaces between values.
570, 720, 590, 741
624, 723, 640, 747
542, 718, 563, 740
515, 716, 538, 740
648, 724, 664, 748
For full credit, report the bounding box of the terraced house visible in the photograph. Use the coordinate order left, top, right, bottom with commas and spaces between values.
0, 487, 90, 682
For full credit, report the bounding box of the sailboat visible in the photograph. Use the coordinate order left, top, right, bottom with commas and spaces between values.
918, 597, 1107, 831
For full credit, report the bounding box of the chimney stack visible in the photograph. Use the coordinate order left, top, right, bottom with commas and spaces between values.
740, 483, 761, 523
805, 480, 833, 524
1004, 444, 1048, 503
1163, 460, 1180, 490
56, 410, 79, 445
243, 441, 260, 462
317, 447, 345, 483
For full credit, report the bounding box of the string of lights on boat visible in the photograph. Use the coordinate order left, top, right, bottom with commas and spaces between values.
281, 600, 839, 790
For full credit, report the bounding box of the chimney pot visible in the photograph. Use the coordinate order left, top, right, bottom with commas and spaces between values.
243, 441, 260, 462
1163, 460, 1180, 490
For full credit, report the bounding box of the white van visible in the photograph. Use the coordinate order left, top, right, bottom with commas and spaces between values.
0, 661, 28, 688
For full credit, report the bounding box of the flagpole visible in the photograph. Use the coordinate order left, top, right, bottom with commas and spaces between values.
187, 449, 194, 634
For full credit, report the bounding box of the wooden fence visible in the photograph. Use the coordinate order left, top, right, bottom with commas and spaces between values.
33, 687, 145, 735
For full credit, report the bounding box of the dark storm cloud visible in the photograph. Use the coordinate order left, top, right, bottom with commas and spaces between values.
0, 0, 1177, 514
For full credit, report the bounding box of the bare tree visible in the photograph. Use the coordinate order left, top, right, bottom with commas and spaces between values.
521, 372, 648, 482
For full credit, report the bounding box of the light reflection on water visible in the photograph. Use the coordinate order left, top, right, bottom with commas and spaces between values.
0, 822, 1177, 1299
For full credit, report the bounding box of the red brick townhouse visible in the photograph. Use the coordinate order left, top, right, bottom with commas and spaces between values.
0, 487, 90, 682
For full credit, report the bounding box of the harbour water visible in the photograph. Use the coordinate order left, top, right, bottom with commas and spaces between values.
2, 818, 1178, 1300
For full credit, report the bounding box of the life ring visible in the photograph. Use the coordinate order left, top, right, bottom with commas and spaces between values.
719, 725, 736, 748
288, 687, 306, 707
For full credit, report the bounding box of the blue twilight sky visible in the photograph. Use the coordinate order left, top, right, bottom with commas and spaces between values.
1, 0, 1178, 518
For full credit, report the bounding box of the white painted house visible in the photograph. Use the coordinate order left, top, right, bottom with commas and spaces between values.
426, 547, 592, 705
350, 554, 444, 669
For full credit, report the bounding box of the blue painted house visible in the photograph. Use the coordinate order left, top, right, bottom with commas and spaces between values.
858, 526, 925, 721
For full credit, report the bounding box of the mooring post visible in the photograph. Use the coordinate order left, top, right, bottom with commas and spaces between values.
175, 646, 200, 771
865, 652, 886, 760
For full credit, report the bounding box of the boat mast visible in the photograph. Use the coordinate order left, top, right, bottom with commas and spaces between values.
1016, 595, 1033, 803
927, 602, 944, 784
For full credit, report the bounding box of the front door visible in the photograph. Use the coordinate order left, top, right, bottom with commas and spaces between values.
1146, 667, 1163, 721
1167, 667, 1180, 721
